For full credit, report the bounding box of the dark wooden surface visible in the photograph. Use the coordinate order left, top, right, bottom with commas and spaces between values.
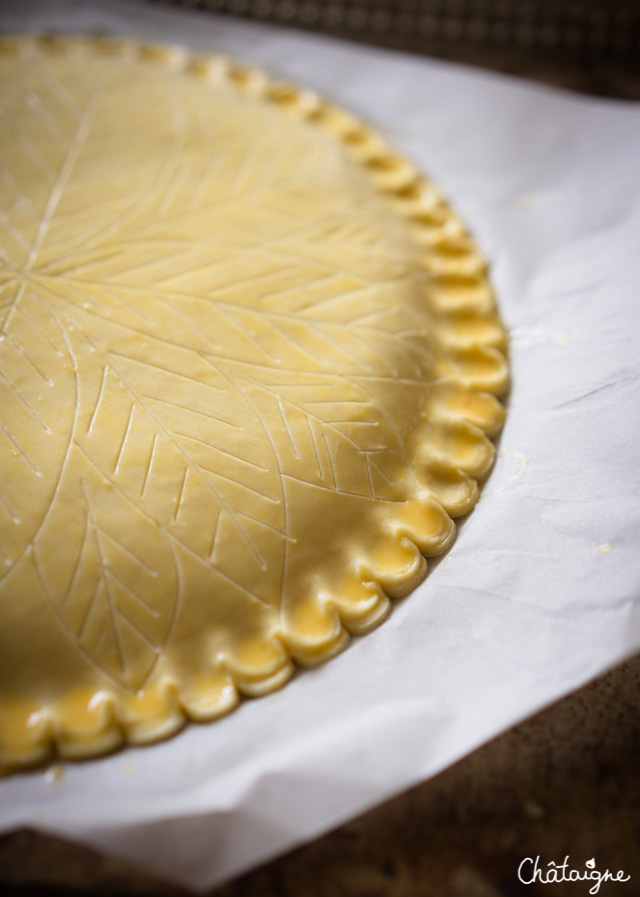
154, 0, 640, 99
1, 6, 640, 894
1, 652, 639, 896
214, 653, 640, 897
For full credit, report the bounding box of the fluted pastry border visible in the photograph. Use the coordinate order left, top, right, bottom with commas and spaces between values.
0, 35, 509, 774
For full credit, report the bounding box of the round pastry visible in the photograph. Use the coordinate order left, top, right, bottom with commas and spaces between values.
0, 36, 507, 772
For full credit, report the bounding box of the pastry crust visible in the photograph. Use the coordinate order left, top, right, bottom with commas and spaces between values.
0, 36, 508, 773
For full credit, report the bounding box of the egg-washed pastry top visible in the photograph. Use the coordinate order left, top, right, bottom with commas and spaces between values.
0, 36, 508, 773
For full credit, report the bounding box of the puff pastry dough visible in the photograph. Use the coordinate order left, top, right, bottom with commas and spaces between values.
0, 36, 507, 772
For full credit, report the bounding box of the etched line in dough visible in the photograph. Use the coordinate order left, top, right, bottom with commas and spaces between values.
71, 447, 180, 677
16, 128, 56, 182
260, 271, 344, 309
174, 430, 269, 471
17, 301, 65, 355
101, 528, 160, 580
0, 81, 20, 125
187, 152, 225, 211
346, 308, 385, 326
228, 133, 269, 196
87, 364, 108, 434
264, 316, 328, 367
170, 199, 359, 263
295, 319, 367, 369
82, 482, 127, 676
107, 568, 161, 621
0, 416, 42, 474
62, 507, 90, 608
140, 432, 158, 498
108, 246, 200, 283
36, 194, 138, 229
156, 294, 223, 347
0, 164, 38, 220
39, 247, 130, 279
364, 453, 375, 498
0, 369, 51, 431
94, 614, 109, 657
42, 70, 82, 118
24, 89, 66, 142
322, 429, 337, 490
45, 102, 189, 254
259, 384, 374, 458
344, 374, 412, 474
352, 373, 429, 385
77, 574, 103, 642
25, 90, 101, 271
367, 449, 397, 483
5, 330, 53, 384
151, 249, 296, 290
307, 415, 323, 480
352, 330, 399, 377
213, 305, 281, 363
39, 278, 217, 354
0, 211, 30, 251
157, 162, 191, 217
47, 268, 389, 364
109, 351, 228, 394
327, 416, 379, 427
173, 465, 189, 522
115, 602, 162, 654
1, 280, 26, 338
0, 486, 19, 523
3, 310, 80, 595
70, 171, 323, 256
264, 381, 338, 392
237, 510, 292, 541
282, 470, 369, 498
145, 395, 241, 429
0, 249, 14, 269
113, 402, 135, 476
176, 533, 270, 607
101, 285, 155, 325
277, 396, 300, 459
203, 353, 430, 384
236, 386, 289, 605
198, 463, 280, 507
32, 541, 52, 598
296, 284, 379, 318
305, 398, 370, 406
208, 509, 222, 560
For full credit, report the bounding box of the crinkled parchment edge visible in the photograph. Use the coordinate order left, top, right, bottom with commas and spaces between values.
0, 35, 509, 774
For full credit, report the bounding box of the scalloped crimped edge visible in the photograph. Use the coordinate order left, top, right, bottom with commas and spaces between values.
0, 35, 509, 775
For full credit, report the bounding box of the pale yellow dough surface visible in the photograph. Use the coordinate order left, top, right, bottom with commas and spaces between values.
0, 37, 507, 772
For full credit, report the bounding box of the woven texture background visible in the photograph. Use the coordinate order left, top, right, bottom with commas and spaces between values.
151, 0, 640, 97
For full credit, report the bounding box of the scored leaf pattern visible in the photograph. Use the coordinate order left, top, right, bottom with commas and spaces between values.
0, 44, 437, 692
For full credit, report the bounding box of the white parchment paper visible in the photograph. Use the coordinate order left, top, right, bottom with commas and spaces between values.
1, 1, 640, 891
